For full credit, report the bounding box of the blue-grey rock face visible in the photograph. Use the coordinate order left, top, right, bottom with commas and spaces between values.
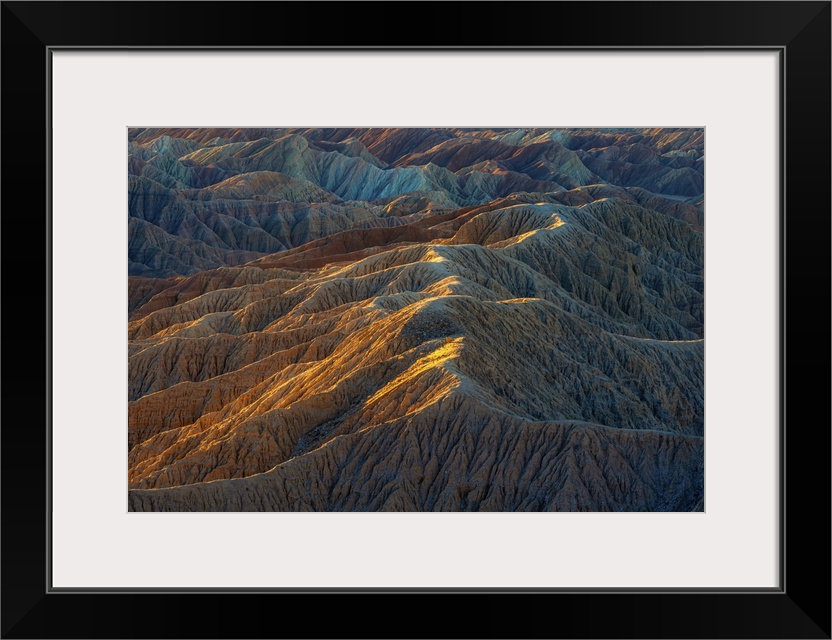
128, 127, 703, 276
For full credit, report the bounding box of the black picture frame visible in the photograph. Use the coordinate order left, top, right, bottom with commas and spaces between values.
2, 2, 829, 638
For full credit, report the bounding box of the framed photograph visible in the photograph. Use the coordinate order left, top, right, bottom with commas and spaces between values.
3, 1, 829, 638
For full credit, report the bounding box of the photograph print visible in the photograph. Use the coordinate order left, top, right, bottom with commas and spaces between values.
127, 127, 704, 512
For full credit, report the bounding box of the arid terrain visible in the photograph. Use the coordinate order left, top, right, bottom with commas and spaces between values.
127, 127, 704, 511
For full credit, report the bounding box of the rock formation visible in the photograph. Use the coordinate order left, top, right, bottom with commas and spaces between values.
128, 127, 704, 511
